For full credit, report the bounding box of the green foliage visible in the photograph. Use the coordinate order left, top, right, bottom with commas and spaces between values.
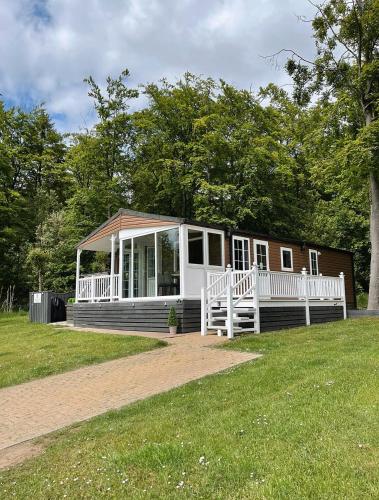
357, 292, 368, 309
0, 57, 375, 303
167, 306, 178, 327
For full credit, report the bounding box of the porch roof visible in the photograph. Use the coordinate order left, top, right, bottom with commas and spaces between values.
77, 208, 353, 256
77, 209, 184, 251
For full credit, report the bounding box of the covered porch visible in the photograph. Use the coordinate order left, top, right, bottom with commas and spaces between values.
75, 225, 181, 303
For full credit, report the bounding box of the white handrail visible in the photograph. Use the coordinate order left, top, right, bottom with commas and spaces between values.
201, 267, 347, 338
77, 274, 120, 302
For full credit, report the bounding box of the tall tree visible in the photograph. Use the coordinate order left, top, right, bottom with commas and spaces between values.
283, 0, 379, 307
0, 102, 67, 302
66, 69, 138, 234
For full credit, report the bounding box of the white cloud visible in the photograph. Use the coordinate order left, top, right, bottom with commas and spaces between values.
0, 0, 316, 132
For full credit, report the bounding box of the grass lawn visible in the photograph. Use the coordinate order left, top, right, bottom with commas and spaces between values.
1, 318, 378, 498
0, 313, 166, 388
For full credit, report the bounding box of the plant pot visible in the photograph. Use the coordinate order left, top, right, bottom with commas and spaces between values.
169, 326, 177, 335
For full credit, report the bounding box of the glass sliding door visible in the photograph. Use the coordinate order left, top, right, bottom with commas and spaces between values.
157, 228, 180, 296
120, 227, 180, 299
133, 233, 156, 297
122, 239, 132, 298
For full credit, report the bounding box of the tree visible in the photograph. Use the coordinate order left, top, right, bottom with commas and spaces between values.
0, 101, 68, 302
282, 0, 379, 308
131, 74, 314, 235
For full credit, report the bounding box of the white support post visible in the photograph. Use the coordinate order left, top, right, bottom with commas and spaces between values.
226, 265, 234, 339
75, 248, 82, 303
302, 267, 310, 326
253, 263, 260, 333
340, 272, 347, 319
110, 234, 116, 302
201, 287, 207, 335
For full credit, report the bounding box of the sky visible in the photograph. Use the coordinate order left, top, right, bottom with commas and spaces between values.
0, 0, 317, 132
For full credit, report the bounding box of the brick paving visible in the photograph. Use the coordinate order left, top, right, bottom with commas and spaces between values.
0, 330, 260, 452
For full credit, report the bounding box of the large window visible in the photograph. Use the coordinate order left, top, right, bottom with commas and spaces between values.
188, 229, 204, 264
208, 232, 223, 266
280, 247, 293, 271
233, 237, 250, 271
309, 249, 319, 276
121, 228, 180, 299
157, 229, 180, 296
254, 240, 269, 270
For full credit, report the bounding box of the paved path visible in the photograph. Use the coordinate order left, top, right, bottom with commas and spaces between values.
0, 330, 260, 452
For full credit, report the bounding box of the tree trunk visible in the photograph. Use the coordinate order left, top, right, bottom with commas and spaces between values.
368, 172, 379, 309
38, 271, 42, 292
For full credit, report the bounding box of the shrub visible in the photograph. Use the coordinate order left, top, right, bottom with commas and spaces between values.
167, 306, 178, 327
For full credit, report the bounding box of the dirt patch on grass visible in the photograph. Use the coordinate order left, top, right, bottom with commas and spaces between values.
0, 441, 45, 469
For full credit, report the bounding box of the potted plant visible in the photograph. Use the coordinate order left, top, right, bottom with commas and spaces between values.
167, 306, 178, 335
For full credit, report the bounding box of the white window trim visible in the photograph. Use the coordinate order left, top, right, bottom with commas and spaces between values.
280, 247, 293, 272
232, 236, 251, 271
206, 229, 225, 268
309, 249, 319, 276
119, 225, 182, 301
186, 225, 225, 269
186, 226, 205, 267
253, 239, 270, 271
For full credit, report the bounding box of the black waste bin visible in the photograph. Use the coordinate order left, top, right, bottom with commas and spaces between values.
29, 291, 74, 324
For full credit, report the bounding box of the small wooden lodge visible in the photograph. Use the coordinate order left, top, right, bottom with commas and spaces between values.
74, 209, 355, 337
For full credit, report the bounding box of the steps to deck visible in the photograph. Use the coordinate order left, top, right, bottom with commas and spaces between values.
207, 304, 258, 337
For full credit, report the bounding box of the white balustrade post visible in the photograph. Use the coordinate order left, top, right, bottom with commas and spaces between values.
226, 265, 234, 339
253, 262, 260, 333
339, 272, 347, 319
75, 248, 82, 303
201, 287, 207, 335
110, 234, 116, 302
302, 267, 310, 326
91, 275, 95, 303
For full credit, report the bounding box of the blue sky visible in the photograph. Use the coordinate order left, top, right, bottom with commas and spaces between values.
0, 0, 316, 132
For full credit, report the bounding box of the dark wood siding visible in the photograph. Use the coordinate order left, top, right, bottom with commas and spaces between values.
260, 306, 306, 332
73, 300, 201, 333
310, 306, 344, 323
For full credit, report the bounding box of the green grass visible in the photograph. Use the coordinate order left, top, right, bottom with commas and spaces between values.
357, 292, 368, 309
1, 318, 378, 498
0, 313, 166, 388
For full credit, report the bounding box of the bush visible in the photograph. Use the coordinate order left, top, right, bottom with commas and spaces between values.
167, 306, 178, 327
67, 297, 75, 304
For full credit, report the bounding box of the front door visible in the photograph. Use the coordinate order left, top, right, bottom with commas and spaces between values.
233, 237, 250, 271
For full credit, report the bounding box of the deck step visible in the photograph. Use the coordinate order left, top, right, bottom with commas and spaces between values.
209, 325, 244, 331
211, 316, 255, 323
212, 308, 256, 313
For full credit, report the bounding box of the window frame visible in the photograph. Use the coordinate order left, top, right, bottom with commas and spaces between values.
280, 246, 294, 272
186, 226, 225, 268
187, 227, 205, 266
309, 249, 319, 276
207, 230, 224, 268
232, 236, 251, 271
119, 225, 181, 301
253, 239, 270, 271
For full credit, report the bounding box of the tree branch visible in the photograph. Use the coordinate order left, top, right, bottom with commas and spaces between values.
260, 49, 316, 66
307, 0, 359, 63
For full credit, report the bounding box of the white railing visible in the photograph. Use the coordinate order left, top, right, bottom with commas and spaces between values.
201, 265, 347, 339
77, 274, 120, 302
